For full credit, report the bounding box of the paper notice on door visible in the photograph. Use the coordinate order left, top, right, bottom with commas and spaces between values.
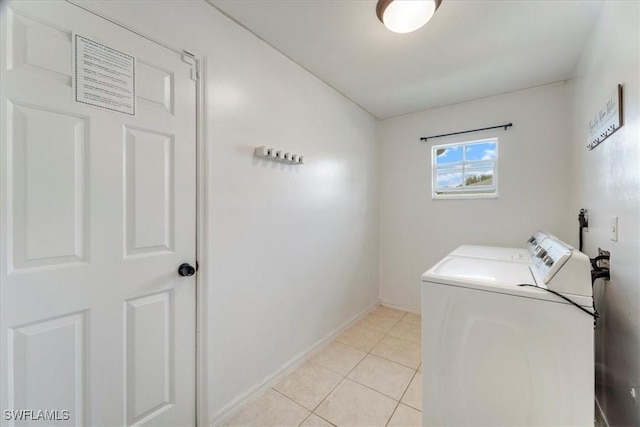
74, 34, 135, 115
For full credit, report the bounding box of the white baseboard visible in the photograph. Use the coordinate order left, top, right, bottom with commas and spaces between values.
208, 300, 380, 426
595, 396, 610, 427
380, 299, 420, 314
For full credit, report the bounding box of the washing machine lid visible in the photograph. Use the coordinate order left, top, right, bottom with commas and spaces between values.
449, 245, 530, 263
421, 256, 592, 307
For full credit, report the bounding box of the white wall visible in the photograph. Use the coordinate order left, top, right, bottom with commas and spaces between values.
569, 2, 640, 425
82, 0, 380, 422
379, 83, 573, 311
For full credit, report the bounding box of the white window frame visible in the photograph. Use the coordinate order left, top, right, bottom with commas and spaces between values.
432, 138, 499, 200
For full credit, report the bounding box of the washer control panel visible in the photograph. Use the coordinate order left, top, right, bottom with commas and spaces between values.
532, 239, 571, 284
530, 237, 592, 296
526, 231, 550, 257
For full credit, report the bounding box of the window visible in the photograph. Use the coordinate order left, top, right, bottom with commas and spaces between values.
432, 138, 498, 199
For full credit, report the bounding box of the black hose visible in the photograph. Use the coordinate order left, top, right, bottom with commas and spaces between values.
579, 225, 583, 252
578, 209, 588, 252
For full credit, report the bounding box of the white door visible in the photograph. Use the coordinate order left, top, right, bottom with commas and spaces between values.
0, 1, 197, 426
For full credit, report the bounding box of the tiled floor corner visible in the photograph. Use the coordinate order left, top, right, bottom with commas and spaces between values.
224, 305, 423, 427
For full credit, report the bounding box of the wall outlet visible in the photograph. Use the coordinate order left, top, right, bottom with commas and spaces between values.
610, 216, 618, 242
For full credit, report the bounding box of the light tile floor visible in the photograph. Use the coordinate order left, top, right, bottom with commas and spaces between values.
224, 305, 422, 427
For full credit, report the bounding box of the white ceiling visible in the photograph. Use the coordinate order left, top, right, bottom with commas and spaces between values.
208, 0, 603, 119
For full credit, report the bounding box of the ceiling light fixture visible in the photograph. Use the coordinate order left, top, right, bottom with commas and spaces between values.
376, 0, 441, 34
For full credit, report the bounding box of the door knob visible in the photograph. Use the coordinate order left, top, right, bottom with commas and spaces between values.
178, 263, 196, 277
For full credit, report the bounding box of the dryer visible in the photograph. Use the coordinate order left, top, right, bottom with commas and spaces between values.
421, 237, 594, 426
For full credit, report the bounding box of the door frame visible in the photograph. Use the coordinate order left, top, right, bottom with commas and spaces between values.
64, 1, 210, 424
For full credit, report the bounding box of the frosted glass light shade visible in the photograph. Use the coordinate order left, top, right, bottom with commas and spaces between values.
376, 0, 441, 33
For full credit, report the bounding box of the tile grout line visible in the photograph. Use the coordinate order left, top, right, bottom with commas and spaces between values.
339, 311, 418, 343
340, 376, 410, 404
312, 323, 384, 412
228, 307, 420, 426
312, 412, 338, 427
296, 403, 337, 427
304, 308, 396, 425
385, 405, 400, 427
398, 370, 419, 405
386, 369, 420, 427
399, 367, 422, 412
369, 352, 420, 370
379, 311, 418, 426
289, 308, 421, 427
309, 308, 410, 425
369, 309, 418, 426
271, 359, 343, 426
336, 333, 420, 370
355, 312, 420, 343
269, 388, 321, 424
307, 362, 353, 424
297, 413, 313, 427
372, 320, 421, 366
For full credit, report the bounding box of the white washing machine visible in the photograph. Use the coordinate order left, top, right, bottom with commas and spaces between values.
421, 237, 594, 426
448, 230, 551, 263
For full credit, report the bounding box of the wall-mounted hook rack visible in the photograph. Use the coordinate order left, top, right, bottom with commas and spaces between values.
254, 146, 305, 164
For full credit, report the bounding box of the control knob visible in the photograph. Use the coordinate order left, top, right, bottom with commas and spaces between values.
543, 255, 554, 267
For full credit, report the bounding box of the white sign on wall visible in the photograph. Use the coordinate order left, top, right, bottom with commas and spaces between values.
587, 84, 622, 150
74, 34, 136, 115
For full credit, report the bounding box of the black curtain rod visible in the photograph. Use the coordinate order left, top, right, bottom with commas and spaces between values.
420, 123, 513, 142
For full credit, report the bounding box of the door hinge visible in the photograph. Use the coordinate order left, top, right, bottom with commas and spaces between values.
182, 52, 198, 81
